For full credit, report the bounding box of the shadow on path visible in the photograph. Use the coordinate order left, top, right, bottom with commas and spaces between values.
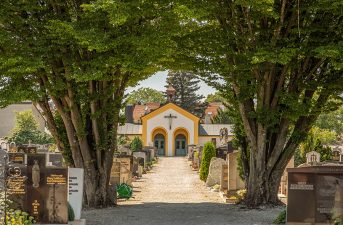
83, 202, 281, 225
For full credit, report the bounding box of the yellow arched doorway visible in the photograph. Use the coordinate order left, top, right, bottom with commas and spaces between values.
173, 128, 189, 156
151, 127, 168, 156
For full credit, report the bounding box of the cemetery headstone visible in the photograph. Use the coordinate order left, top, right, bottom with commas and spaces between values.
7, 164, 27, 210
220, 164, 228, 193
113, 156, 133, 185
227, 151, 245, 193
45, 168, 68, 224
26, 154, 47, 223
206, 157, 226, 187
306, 151, 320, 164
137, 165, 143, 178
133, 152, 147, 168
110, 161, 121, 185
332, 150, 341, 162
8, 152, 25, 164
47, 153, 64, 167
68, 168, 84, 220
132, 157, 139, 176
287, 166, 343, 224
279, 156, 294, 196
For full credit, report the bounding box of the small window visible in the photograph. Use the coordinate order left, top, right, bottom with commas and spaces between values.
160, 141, 164, 149
154, 140, 159, 148
182, 141, 186, 149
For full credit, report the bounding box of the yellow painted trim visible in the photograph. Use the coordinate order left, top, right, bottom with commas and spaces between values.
150, 127, 168, 155
141, 103, 200, 123
142, 120, 147, 146
141, 103, 199, 149
172, 127, 190, 156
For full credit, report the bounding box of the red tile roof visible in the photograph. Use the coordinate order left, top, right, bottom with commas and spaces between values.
132, 103, 160, 123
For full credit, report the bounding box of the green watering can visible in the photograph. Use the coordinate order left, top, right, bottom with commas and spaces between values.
116, 183, 133, 199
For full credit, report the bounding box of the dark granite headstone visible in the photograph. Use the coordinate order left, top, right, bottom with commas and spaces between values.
8, 152, 25, 164
48, 153, 63, 167
287, 166, 343, 224
27, 147, 37, 154
26, 154, 46, 223
45, 168, 68, 224
7, 164, 27, 210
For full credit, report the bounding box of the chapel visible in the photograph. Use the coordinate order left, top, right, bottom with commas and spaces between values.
118, 88, 232, 157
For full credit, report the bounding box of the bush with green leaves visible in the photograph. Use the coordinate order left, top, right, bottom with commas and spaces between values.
0, 193, 35, 225
273, 209, 286, 224
68, 202, 75, 222
1, 210, 35, 225
6, 111, 53, 145
199, 142, 216, 181
130, 137, 143, 152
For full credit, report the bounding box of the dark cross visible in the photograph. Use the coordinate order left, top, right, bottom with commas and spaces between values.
164, 113, 177, 130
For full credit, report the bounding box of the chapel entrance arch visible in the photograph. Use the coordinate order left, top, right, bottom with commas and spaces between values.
173, 128, 189, 156
152, 127, 168, 156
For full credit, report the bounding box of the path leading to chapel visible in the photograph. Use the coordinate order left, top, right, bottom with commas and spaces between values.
83, 157, 281, 225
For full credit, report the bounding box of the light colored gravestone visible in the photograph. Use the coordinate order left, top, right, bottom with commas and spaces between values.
279, 156, 294, 196
68, 168, 84, 220
113, 157, 132, 185
227, 151, 245, 192
138, 165, 143, 177
220, 164, 228, 193
306, 151, 320, 164
132, 157, 139, 176
133, 151, 147, 168
206, 157, 226, 187
187, 145, 196, 161
110, 161, 121, 185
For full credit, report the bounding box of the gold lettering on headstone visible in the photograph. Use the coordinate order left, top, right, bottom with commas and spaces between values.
7, 176, 26, 195
32, 200, 40, 215
47, 174, 67, 185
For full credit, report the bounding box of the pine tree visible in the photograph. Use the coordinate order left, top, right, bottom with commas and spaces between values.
166, 71, 203, 113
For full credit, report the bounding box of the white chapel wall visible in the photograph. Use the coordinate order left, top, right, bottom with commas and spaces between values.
146, 109, 195, 156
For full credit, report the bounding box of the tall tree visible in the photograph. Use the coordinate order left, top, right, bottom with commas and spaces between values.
0, 0, 176, 207
126, 87, 166, 104
7, 110, 53, 145
315, 105, 343, 135
205, 92, 226, 103
172, 0, 343, 206
166, 71, 203, 113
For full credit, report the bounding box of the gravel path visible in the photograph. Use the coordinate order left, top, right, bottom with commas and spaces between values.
83, 157, 281, 225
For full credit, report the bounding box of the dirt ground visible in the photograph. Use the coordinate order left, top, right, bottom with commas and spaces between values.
82, 157, 282, 225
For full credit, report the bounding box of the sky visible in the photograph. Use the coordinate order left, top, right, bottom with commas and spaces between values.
126, 71, 216, 97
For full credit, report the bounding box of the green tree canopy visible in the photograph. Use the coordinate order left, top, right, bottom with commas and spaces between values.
205, 92, 226, 103
0, 0, 178, 207
171, 0, 343, 206
126, 87, 166, 104
315, 105, 343, 135
166, 71, 204, 113
7, 111, 53, 145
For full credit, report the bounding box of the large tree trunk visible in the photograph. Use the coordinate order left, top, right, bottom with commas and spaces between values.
39, 72, 128, 207
235, 88, 329, 207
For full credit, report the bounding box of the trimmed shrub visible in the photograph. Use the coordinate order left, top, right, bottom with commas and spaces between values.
130, 137, 143, 152
68, 202, 75, 221
199, 142, 216, 181
273, 209, 286, 224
